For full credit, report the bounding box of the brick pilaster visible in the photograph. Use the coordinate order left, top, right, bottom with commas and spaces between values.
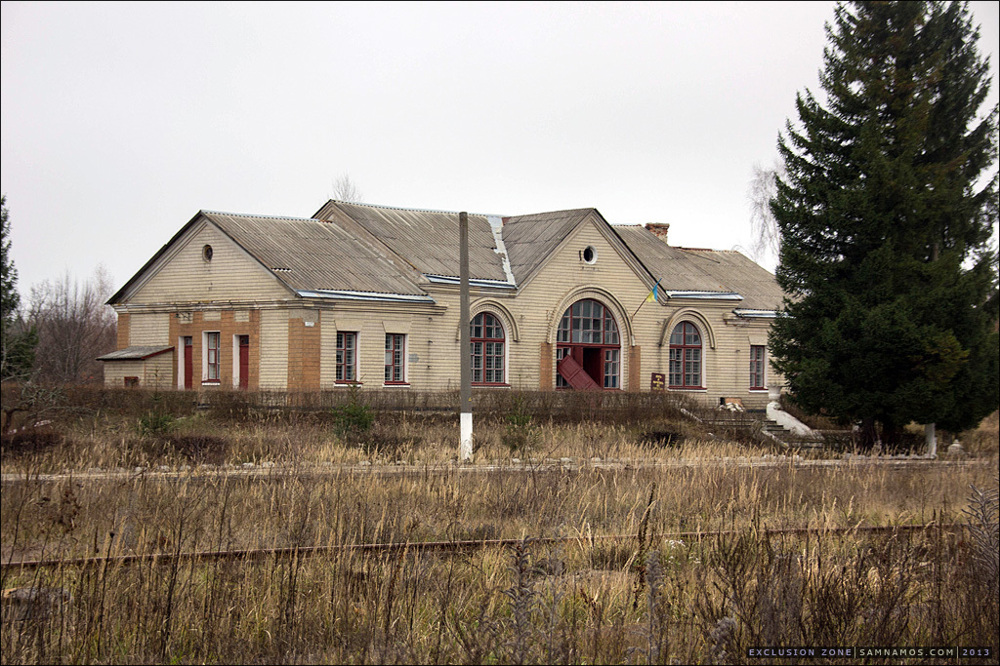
539, 342, 553, 390
628, 345, 641, 392
116, 313, 130, 349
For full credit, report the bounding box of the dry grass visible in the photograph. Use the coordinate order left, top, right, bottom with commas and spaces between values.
1, 388, 998, 664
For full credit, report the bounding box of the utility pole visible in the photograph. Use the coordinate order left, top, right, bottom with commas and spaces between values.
459, 212, 473, 461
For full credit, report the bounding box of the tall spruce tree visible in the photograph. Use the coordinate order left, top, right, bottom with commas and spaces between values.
769, 1, 999, 448
1, 195, 37, 381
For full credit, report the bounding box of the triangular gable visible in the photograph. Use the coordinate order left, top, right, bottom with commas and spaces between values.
110, 213, 296, 305
503, 208, 658, 293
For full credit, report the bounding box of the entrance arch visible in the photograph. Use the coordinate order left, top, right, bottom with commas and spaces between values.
555, 298, 621, 389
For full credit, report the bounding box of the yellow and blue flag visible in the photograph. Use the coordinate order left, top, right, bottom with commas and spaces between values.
645, 279, 661, 303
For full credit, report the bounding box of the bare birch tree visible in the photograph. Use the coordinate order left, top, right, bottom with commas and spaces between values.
747, 161, 783, 269
28, 266, 116, 384
332, 173, 363, 203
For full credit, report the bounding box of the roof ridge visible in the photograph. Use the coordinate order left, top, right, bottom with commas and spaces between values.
329, 200, 503, 218
202, 210, 320, 223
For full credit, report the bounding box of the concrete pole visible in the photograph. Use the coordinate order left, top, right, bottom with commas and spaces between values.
459, 212, 473, 461
925, 423, 937, 458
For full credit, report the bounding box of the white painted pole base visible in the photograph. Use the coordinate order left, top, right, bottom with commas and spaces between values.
460, 412, 473, 461
925, 423, 937, 458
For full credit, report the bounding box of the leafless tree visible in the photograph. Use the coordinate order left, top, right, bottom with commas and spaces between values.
332, 173, 363, 203
747, 161, 783, 269
28, 266, 116, 384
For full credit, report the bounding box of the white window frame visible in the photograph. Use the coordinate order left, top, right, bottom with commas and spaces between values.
203, 331, 221, 384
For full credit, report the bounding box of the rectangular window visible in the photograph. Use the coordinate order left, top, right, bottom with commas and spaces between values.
750, 345, 766, 390
603, 349, 619, 388
684, 348, 701, 388
206, 332, 221, 382
385, 333, 405, 384
471, 341, 483, 383
336, 332, 358, 382
555, 347, 570, 388
669, 348, 682, 387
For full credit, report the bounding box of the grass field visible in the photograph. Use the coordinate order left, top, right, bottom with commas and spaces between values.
1, 388, 997, 664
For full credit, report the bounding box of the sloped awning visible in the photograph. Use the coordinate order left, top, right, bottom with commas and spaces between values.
97, 346, 174, 362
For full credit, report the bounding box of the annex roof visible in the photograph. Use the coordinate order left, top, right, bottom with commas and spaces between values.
97, 345, 173, 361
614, 225, 785, 312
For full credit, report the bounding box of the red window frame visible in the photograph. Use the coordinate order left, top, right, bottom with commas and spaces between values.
205, 331, 221, 383
471, 313, 506, 385
336, 331, 358, 383
384, 333, 406, 384
668, 322, 702, 389
556, 299, 621, 389
750, 345, 766, 390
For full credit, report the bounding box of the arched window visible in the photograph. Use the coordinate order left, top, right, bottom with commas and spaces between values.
669, 321, 702, 389
555, 299, 620, 389
471, 312, 505, 385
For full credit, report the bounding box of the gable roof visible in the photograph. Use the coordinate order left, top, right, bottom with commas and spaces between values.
614, 225, 784, 311
108, 210, 430, 305
500, 208, 595, 285
110, 200, 782, 310
315, 201, 510, 283
204, 211, 428, 297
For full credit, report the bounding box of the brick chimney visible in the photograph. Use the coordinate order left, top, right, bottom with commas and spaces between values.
645, 223, 670, 243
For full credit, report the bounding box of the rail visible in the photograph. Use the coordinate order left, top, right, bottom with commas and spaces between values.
2, 522, 965, 572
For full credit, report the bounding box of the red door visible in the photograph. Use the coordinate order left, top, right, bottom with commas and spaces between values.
183, 337, 193, 390
557, 354, 601, 390
238, 335, 250, 390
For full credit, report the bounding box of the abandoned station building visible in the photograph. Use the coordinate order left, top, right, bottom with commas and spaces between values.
100, 200, 785, 408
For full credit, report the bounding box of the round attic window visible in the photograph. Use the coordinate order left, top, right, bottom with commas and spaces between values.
582, 246, 597, 264
203, 245, 213, 262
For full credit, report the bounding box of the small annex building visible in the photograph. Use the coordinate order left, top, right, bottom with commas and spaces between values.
100, 201, 785, 408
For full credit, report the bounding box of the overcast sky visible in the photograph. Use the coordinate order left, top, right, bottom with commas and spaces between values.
2, 1, 998, 297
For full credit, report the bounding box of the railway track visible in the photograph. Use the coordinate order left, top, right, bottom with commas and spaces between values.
2, 522, 965, 572
0, 456, 986, 486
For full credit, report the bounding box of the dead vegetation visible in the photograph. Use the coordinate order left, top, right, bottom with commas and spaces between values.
1, 387, 998, 663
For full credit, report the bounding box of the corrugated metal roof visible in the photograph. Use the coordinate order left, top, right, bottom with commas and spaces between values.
500, 209, 594, 285
615, 225, 785, 311
97, 345, 173, 361
318, 202, 509, 282
203, 211, 428, 296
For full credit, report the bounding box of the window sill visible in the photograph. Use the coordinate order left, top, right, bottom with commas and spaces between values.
749, 388, 768, 393
383, 382, 410, 387
669, 387, 706, 392
473, 383, 511, 388
335, 381, 363, 386
202, 381, 221, 386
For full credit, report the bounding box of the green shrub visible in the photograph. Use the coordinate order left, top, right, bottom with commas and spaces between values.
331, 388, 375, 445
501, 396, 540, 454
137, 411, 175, 437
